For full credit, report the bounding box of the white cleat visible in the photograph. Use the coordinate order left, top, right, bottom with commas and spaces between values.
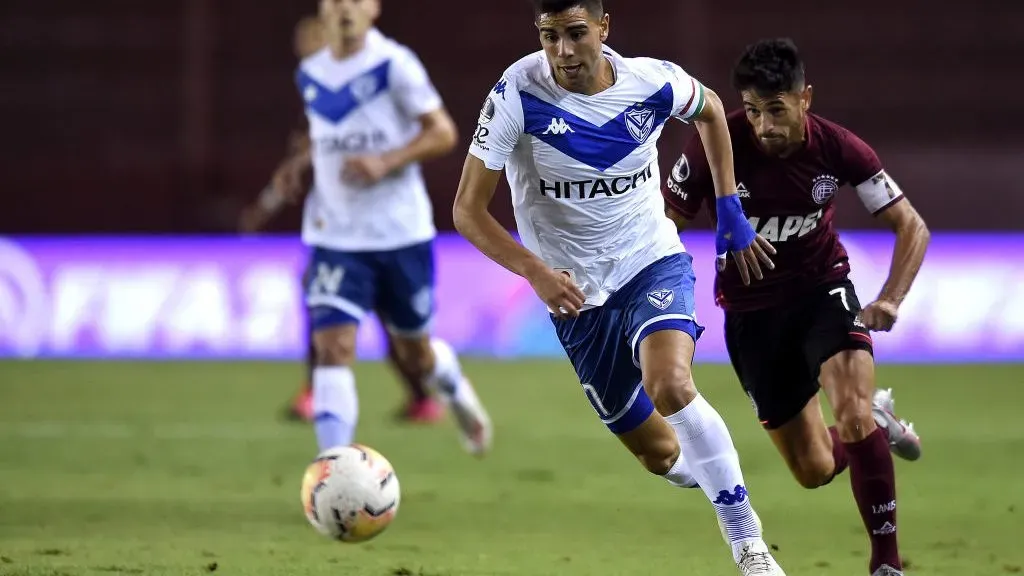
872, 388, 922, 462
447, 377, 492, 457
735, 540, 787, 576
872, 564, 904, 576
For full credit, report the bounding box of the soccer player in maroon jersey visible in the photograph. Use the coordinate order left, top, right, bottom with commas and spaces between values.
238, 14, 443, 425
662, 38, 929, 576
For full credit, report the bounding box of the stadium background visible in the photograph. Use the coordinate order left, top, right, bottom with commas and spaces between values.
1, 0, 1020, 362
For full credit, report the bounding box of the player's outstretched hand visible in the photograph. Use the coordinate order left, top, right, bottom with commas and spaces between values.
526, 266, 586, 320
718, 234, 777, 285
343, 155, 391, 186
714, 194, 776, 285
860, 299, 899, 332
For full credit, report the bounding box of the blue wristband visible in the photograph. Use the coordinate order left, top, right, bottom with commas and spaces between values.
715, 194, 756, 257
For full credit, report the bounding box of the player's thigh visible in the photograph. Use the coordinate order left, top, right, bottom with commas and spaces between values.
765, 395, 836, 488
622, 252, 706, 414
724, 305, 819, 430
305, 247, 377, 364
637, 331, 697, 415
807, 279, 877, 442
375, 240, 435, 336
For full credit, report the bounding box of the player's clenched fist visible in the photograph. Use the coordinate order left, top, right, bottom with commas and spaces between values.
344, 155, 393, 186
860, 299, 899, 332
526, 266, 586, 320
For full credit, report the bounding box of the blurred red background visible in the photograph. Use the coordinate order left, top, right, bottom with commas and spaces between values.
3, 0, 1021, 234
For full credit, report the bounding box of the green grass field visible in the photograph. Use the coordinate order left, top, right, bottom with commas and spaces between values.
1, 360, 1022, 576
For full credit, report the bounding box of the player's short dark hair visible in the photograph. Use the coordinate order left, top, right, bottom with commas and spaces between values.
731, 38, 806, 95
532, 0, 604, 20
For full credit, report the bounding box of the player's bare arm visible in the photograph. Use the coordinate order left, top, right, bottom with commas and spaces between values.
691, 88, 776, 285
691, 88, 736, 201
452, 155, 586, 319
861, 198, 930, 331
239, 129, 313, 232
344, 108, 458, 186
274, 136, 313, 200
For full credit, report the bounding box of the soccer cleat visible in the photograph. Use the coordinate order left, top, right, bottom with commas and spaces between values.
872, 388, 922, 461
284, 386, 314, 422
735, 540, 786, 576
871, 564, 903, 576
447, 377, 493, 456
397, 397, 445, 424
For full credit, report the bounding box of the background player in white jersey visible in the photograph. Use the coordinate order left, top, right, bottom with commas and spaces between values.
277, 0, 492, 455
452, 1, 782, 573
240, 14, 445, 426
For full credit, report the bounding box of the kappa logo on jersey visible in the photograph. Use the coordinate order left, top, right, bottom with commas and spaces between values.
647, 288, 674, 310
492, 79, 508, 99
811, 174, 839, 204
747, 210, 824, 242
542, 117, 575, 135
624, 105, 655, 144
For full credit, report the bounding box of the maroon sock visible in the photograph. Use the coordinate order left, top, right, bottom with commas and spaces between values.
828, 426, 850, 479
845, 427, 901, 572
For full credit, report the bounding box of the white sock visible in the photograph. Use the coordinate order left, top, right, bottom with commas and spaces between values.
427, 338, 472, 406
312, 366, 358, 451
662, 453, 699, 488
665, 394, 762, 561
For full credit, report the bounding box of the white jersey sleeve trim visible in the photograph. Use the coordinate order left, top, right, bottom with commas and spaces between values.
664, 61, 705, 121
855, 169, 905, 215
467, 72, 524, 171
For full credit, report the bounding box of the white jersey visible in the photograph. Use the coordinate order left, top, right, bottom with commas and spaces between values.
298, 29, 441, 251
468, 46, 707, 307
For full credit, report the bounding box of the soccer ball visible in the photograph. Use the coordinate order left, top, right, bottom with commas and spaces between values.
300, 444, 400, 542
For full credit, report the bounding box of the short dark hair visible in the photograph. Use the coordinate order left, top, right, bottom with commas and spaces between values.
731, 38, 806, 95
532, 0, 604, 20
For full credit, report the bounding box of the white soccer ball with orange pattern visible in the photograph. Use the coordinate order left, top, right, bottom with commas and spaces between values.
300, 444, 400, 542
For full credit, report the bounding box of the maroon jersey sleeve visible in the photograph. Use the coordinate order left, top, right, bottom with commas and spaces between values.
837, 129, 883, 188
662, 134, 714, 220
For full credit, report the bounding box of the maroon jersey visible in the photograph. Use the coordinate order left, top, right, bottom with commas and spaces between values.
664, 110, 904, 311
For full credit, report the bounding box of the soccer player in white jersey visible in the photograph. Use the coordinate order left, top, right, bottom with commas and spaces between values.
453, 1, 783, 574
279, 0, 492, 456
240, 14, 445, 426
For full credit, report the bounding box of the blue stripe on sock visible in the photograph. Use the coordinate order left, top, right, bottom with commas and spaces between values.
314, 413, 355, 451
716, 500, 761, 542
